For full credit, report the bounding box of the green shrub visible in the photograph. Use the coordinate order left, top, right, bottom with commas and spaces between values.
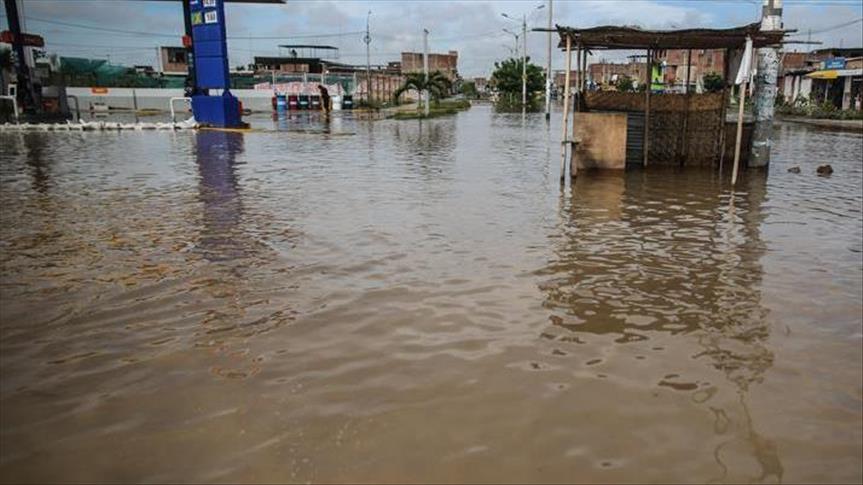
702, 73, 724, 93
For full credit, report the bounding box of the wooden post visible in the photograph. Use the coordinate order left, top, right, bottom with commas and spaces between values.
582, 48, 588, 93
572, 45, 581, 111
678, 49, 692, 166
571, 44, 581, 179
560, 35, 572, 181
732, 79, 748, 185
684, 49, 692, 94
718, 48, 731, 171
644, 48, 651, 167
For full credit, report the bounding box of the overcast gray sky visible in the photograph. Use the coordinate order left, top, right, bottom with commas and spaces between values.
3, 0, 862, 77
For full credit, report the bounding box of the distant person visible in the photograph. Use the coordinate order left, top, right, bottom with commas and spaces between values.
317, 84, 331, 114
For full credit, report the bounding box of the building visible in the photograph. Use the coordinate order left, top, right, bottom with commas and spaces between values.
658, 49, 725, 92
401, 51, 459, 82
553, 69, 587, 92
473, 77, 489, 93
779, 47, 863, 110
159, 47, 189, 75
253, 44, 406, 104
588, 61, 646, 88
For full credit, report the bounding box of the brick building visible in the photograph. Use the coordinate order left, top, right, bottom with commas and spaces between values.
159, 47, 189, 75
401, 51, 459, 82
657, 49, 725, 92
553, 69, 587, 91
588, 62, 646, 88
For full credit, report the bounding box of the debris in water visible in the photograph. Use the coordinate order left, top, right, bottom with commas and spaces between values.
816, 164, 834, 176
787, 166, 801, 174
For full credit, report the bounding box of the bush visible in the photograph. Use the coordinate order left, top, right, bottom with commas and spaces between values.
388, 98, 470, 120
703, 73, 724, 93
615, 75, 635, 93
356, 99, 384, 110
776, 96, 863, 120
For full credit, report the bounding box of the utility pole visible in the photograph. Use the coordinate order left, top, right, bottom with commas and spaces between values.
545, 0, 553, 121
750, 0, 782, 168
364, 10, 372, 105
522, 13, 528, 111
423, 28, 430, 117
502, 5, 543, 111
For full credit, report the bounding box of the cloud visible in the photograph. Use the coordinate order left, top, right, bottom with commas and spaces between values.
7, 0, 861, 77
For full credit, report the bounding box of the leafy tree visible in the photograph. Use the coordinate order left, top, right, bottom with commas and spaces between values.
460, 80, 478, 99
490, 57, 545, 99
615, 75, 635, 93
702, 72, 724, 93
393, 71, 452, 108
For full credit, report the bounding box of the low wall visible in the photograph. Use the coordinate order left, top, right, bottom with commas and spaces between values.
66, 87, 278, 112
583, 91, 727, 166
574, 112, 628, 170
584, 91, 725, 112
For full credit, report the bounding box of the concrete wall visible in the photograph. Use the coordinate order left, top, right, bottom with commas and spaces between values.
66, 87, 277, 112
574, 112, 628, 170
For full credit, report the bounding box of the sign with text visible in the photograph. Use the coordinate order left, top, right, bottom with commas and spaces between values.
824, 58, 846, 70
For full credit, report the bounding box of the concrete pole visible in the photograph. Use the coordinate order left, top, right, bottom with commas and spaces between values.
423, 28, 430, 117
750, 0, 782, 168
522, 14, 528, 111
545, 0, 553, 121
365, 11, 372, 106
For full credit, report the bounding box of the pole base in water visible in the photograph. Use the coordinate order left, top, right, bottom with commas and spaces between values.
192, 92, 244, 128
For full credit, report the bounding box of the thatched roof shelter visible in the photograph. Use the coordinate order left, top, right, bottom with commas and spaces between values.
537, 22, 788, 50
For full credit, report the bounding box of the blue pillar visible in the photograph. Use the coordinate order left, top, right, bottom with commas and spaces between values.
189, 0, 244, 128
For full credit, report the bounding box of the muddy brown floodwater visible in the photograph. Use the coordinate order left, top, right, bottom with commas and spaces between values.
1, 106, 861, 484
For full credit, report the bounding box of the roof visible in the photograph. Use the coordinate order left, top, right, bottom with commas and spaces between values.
542, 23, 788, 50
806, 68, 863, 79
277, 45, 339, 50
809, 47, 863, 58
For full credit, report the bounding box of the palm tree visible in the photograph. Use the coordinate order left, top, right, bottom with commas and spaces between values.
393, 71, 452, 109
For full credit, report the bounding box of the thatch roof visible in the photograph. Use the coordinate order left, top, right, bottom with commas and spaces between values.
539, 23, 788, 50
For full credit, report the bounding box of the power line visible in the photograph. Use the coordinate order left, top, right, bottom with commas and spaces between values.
17, 15, 365, 40
788, 17, 863, 36
23, 16, 180, 37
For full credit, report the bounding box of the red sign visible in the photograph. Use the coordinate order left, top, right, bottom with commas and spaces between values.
0, 31, 45, 48
91, 87, 109, 95
182, 35, 193, 48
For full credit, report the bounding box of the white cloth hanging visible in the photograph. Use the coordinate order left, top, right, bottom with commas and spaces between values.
735, 36, 754, 86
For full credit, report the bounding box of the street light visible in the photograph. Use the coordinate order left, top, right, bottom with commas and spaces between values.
502, 4, 544, 110
502, 28, 520, 57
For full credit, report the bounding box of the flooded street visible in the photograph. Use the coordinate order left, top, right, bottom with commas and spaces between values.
1, 105, 861, 483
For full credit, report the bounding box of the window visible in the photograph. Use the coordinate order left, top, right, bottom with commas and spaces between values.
169, 50, 187, 64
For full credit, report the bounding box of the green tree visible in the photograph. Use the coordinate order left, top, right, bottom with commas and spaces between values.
490, 57, 545, 101
702, 72, 724, 93
393, 71, 452, 108
460, 80, 478, 99
615, 75, 635, 92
